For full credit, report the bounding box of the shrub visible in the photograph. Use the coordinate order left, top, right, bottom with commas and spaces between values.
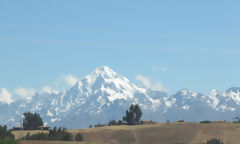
232, 117, 240, 123
200, 120, 212, 124
206, 138, 224, 144
0, 125, 15, 139
24, 132, 48, 140
75, 133, 83, 141
94, 123, 105, 127
48, 127, 73, 141
0, 138, 18, 144
24, 126, 73, 141
108, 120, 117, 126
117, 120, 123, 125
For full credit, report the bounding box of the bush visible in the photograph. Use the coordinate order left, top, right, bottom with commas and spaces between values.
108, 120, 117, 126
117, 120, 123, 125
206, 138, 224, 144
48, 127, 73, 141
24, 127, 73, 141
232, 117, 240, 123
0, 138, 18, 144
0, 125, 15, 139
75, 133, 83, 141
24, 132, 48, 140
200, 120, 212, 124
94, 123, 105, 127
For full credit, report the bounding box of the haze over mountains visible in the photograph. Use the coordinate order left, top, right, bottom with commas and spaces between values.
1, 66, 240, 129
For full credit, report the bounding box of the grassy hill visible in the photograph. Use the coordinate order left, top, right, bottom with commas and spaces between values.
14, 122, 240, 144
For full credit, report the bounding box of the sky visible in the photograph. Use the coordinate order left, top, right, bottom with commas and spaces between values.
0, 0, 240, 102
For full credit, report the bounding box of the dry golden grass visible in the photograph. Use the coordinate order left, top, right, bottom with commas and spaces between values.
16, 122, 240, 144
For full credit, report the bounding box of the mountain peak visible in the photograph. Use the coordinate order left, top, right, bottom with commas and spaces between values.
174, 89, 201, 99
226, 87, 240, 93
92, 66, 117, 77
90, 66, 117, 77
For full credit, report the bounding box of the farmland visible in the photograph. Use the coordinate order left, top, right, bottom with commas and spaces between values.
14, 122, 240, 144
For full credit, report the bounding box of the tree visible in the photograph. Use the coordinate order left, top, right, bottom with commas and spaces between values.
108, 120, 117, 126
117, 120, 123, 125
24, 126, 73, 141
123, 104, 142, 125
206, 138, 224, 144
48, 127, 73, 141
23, 112, 43, 130
0, 125, 17, 144
0, 125, 14, 139
75, 133, 83, 141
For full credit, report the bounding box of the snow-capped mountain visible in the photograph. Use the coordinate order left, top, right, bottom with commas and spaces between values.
1, 66, 240, 128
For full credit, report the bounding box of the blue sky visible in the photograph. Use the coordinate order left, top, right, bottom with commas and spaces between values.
0, 0, 240, 101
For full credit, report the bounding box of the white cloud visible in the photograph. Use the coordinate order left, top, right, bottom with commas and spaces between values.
13, 87, 36, 98
39, 74, 78, 95
135, 75, 167, 92
135, 75, 151, 88
41, 86, 59, 94
0, 88, 13, 104
151, 82, 167, 91
62, 74, 79, 87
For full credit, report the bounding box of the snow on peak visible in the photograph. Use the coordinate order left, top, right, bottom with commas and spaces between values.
225, 87, 240, 104
94, 66, 116, 75
176, 89, 200, 99
71, 66, 146, 102
182, 105, 190, 110
206, 89, 220, 109
226, 87, 240, 93
180, 89, 190, 95
81, 66, 120, 86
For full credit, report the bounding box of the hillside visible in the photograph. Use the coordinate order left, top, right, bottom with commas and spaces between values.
16, 122, 240, 144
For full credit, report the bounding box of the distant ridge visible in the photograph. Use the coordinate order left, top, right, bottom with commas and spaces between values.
1, 66, 240, 128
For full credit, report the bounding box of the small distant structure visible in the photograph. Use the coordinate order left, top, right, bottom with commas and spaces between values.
217, 120, 226, 123
142, 120, 157, 125
11, 127, 23, 131
39, 126, 50, 130
177, 120, 184, 122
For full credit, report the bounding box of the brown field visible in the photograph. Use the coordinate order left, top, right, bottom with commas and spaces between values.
15, 122, 240, 144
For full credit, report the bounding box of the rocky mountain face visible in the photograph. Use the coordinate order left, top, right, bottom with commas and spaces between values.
1, 66, 240, 129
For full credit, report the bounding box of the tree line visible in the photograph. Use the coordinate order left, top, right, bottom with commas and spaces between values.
23, 127, 82, 141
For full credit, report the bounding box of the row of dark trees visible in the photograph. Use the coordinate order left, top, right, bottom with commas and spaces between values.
23, 127, 80, 141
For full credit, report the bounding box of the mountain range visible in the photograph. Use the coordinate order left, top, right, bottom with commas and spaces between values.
1, 66, 240, 129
